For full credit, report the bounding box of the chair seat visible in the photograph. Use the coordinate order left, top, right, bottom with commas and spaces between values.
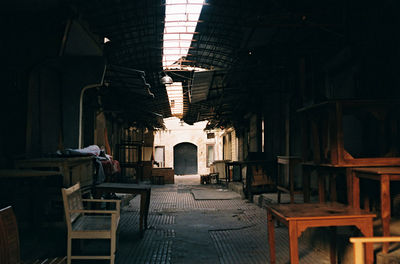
72, 215, 112, 231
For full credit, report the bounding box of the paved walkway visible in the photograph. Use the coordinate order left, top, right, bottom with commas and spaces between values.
116, 175, 330, 264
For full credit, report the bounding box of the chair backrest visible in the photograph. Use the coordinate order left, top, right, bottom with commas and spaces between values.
61, 182, 84, 229
0, 206, 20, 264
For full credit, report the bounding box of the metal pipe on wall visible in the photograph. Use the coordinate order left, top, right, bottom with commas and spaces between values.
78, 64, 107, 149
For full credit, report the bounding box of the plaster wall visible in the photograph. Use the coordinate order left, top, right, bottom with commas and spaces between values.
154, 117, 224, 175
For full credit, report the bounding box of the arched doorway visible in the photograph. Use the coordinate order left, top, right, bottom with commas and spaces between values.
174, 143, 198, 175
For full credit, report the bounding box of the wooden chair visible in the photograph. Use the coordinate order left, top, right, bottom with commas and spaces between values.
350, 236, 400, 264
0, 206, 21, 264
61, 182, 120, 264
0, 206, 66, 264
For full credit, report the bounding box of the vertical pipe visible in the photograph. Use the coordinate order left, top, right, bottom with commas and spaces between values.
78, 64, 107, 148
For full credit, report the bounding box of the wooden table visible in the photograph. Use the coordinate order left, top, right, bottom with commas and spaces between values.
94, 183, 151, 236
302, 163, 399, 205
351, 167, 400, 253
302, 163, 354, 203
225, 161, 245, 182
276, 156, 302, 203
266, 203, 375, 264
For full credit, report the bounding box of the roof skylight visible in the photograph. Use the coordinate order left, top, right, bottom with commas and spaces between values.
163, 0, 204, 70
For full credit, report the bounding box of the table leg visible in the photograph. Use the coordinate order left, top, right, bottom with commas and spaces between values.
358, 219, 374, 264
330, 227, 337, 264
144, 189, 151, 229
381, 174, 390, 254
277, 164, 282, 204
139, 193, 145, 236
288, 222, 299, 264
277, 190, 281, 204
267, 210, 276, 264
346, 168, 353, 205
225, 164, 229, 183
352, 172, 360, 208
318, 173, 326, 203
303, 166, 311, 203
289, 162, 295, 204
363, 194, 370, 212
330, 173, 337, 202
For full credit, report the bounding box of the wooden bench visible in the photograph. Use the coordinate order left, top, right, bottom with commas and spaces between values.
61, 183, 120, 264
0, 206, 66, 264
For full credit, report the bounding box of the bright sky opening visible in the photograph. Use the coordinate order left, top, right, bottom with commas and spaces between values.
163, 0, 205, 118
163, 0, 204, 70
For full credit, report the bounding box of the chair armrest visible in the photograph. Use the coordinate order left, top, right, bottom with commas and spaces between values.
82, 198, 121, 204
69, 209, 118, 214
81, 199, 121, 213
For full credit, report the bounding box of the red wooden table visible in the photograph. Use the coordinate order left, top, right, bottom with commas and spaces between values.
266, 203, 375, 264
351, 167, 400, 253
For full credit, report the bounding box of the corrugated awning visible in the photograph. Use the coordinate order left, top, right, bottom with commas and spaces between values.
190, 70, 213, 103
104, 65, 154, 98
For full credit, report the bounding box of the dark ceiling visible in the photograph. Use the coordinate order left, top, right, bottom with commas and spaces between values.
4, 0, 399, 129
69, 0, 350, 128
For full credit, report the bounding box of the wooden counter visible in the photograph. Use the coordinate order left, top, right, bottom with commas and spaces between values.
14, 156, 95, 190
